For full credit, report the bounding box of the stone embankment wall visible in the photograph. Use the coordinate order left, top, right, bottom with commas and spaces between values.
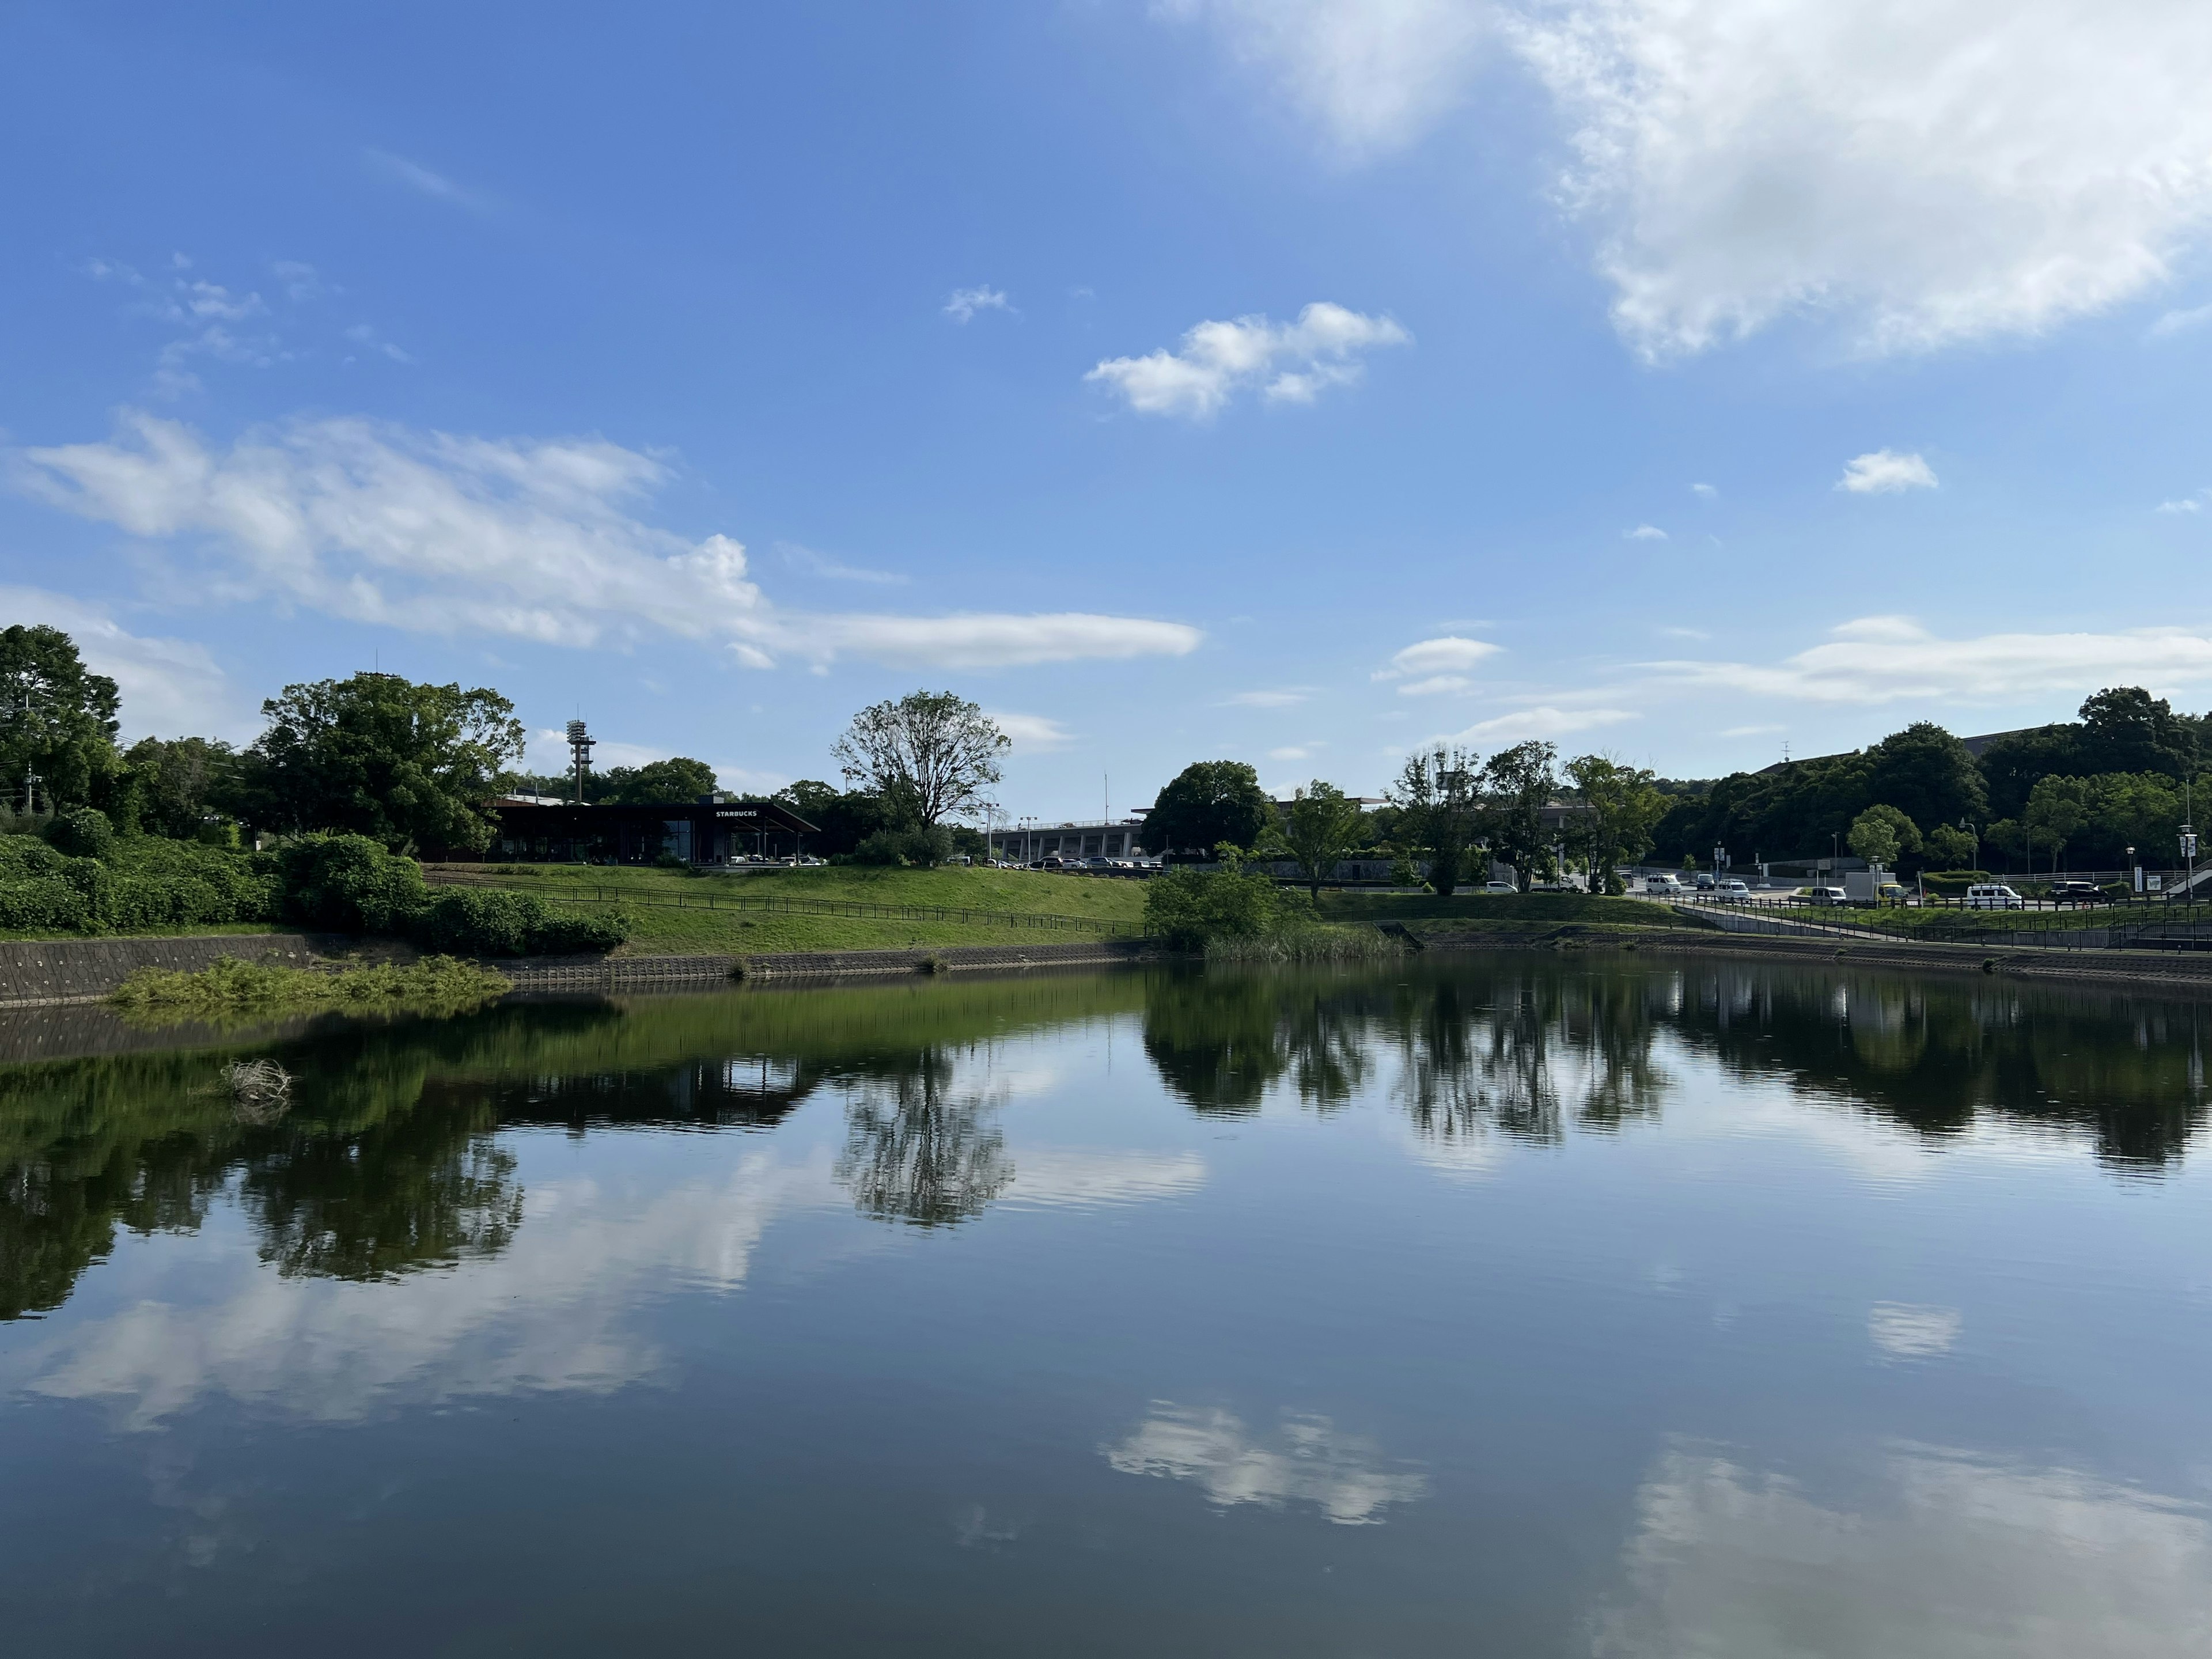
0, 934, 378, 1009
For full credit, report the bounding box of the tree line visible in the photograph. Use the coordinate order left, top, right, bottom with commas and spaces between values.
1647, 687, 2212, 875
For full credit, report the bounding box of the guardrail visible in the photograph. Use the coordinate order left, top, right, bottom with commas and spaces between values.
422, 871, 1135, 935
1668, 897, 2212, 953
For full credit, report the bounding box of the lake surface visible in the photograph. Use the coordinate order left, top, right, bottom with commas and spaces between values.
4, 956, 2211, 1656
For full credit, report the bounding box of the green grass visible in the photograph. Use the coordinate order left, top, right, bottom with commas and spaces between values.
0, 920, 297, 943
429, 862, 1150, 955
1316, 891, 1682, 928
112, 955, 513, 1022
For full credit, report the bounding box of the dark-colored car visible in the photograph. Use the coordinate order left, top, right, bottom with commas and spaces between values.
2047, 879, 2109, 904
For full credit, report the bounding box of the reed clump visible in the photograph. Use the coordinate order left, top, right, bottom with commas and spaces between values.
112, 954, 512, 1021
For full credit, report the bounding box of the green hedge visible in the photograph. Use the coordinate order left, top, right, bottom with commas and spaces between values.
1, 823, 279, 934
2, 825, 622, 956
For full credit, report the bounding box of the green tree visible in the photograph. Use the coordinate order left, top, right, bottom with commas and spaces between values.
1388, 746, 1481, 896
1847, 804, 1921, 871
1923, 822, 1978, 870
1480, 740, 1560, 892
122, 735, 238, 840
234, 673, 525, 854
1261, 780, 1367, 899
597, 756, 720, 804
0, 624, 121, 811
2076, 687, 2197, 778
1563, 753, 1667, 895
773, 779, 895, 855
832, 691, 1007, 827
1141, 760, 1271, 857
1863, 722, 1987, 829
2025, 775, 2090, 877
1977, 724, 2078, 821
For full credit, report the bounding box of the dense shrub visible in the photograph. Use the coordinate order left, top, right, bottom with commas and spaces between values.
44, 806, 116, 860
1, 829, 277, 934
853, 824, 953, 867
1142, 866, 1315, 950
281, 834, 624, 955
278, 834, 430, 933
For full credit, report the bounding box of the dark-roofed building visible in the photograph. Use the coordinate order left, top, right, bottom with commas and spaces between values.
474, 798, 819, 865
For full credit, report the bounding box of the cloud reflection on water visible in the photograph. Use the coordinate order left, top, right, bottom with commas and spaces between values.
1104, 1402, 1429, 1525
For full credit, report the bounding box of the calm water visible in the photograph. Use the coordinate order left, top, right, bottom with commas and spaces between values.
4, 958, 2211, 1655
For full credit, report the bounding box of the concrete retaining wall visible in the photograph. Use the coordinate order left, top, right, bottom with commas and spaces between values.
502, 938, 1162, 990
0, 933, 378, 1008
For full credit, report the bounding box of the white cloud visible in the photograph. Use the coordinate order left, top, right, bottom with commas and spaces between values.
1719, 723, 1782, 738
2157, 493, 2207, 514
944, 285, 1012, 323
0, 586, 252, 741
1160, 0, 1495, 158
779, 542, 908, 585
1645, 616, 2212, 705
1690, 482, 1717, 499
1869, 1301, 1962, 1359
1596, 1439, 2212, 1656
2151, 300, 2212, 338
984, 711, 1075, 751
343, 323, 413, 365
1372, 635, 1501, 685
1086, 301, 1410, 418
1221, 687, 1313, 708
365, 147, 477, 206
998, 1149, 1207, 1210
1625, 523, 1667, 540
1656, 626, 1709, 641
1838, 449, 1938, 494
1104, 1403, 1428, 1525
1396, 674, 1474, 697
10, 411, 1202, 672
1438, 704, 1637, 743
1268, 743, 1320, 760
1180, 3, 2212, 359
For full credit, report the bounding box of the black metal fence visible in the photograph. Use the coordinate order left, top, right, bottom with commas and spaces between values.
1670, 898, 2212, 954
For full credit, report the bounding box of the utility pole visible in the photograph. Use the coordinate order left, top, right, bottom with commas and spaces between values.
566, 719, 594, 807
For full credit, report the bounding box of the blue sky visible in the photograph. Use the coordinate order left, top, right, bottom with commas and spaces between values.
6, 1, 2212, 817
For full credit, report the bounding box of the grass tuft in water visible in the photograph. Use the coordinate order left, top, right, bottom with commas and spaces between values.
1203, 925, 1407, 964
113, 954, 512, 1021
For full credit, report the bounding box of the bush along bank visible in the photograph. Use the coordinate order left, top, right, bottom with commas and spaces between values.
1143, 862, 1404, 961
1, 811, 625, 957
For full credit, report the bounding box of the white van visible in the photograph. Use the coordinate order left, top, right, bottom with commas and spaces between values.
1644, 873, 1685, 896
1966, 883, 2025, 910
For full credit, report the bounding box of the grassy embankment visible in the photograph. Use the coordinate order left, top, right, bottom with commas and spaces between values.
427, 863, 1151, 954
1313, 891, 1696, 945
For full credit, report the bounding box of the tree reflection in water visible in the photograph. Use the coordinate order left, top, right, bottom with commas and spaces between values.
833, 1050, 1013, 1227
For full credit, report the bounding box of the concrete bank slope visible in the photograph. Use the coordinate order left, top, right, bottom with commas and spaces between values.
0, 933, 381, 1009
503, 938, 1162, 990
1421, 925, 2212, 993
0, 933, 1166, 1008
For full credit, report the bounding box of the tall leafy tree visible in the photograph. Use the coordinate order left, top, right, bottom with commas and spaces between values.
1847, 804, 1921, 870
122, 736, 238, 839
597, 757, 721, 804
1262, 780, 1367, 899
1563, 754, 1666, 895
2025, 775, 2090, 877
234, 673, 525, 854
0, 624, 121, 810
1863, 722, 1987, 830
1479, 740, 1560, 891
832, 691, 1007, 827
1389, 746, 1482, 896
1140, 760, 1271, 857
2075, 686, 2199, 778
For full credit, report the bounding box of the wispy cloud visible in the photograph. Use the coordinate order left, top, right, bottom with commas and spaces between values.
2150, 301, 2212, 338
944, 285, 1012, 323
1643, 615, 2212, 705
986, 711, 1074, 751
779, 543, 908, 585
2157, 492, 2207, 514
1690, 482, 1718, 500
1625, 523, 1668, 540
1434, 706, 1638, 745
364, 148, 479, 207
1221, 687, 1313, 708
1838, 450, 1938, 494
1372, 635, 1500, 694
12, 411, 1203, 673
0, 585, 252, 740
1087, 302, 1410, 419
1268, 743, 1321, 761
